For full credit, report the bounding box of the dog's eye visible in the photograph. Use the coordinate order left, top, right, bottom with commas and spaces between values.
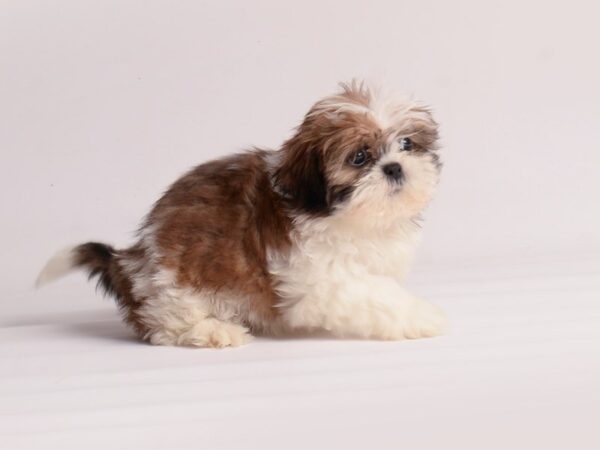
349, 149, 368, 166
399, 137, 413, 151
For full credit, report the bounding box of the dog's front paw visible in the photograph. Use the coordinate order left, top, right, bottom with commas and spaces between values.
403, 300, 447, 339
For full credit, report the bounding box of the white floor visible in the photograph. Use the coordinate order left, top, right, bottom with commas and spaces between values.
2, 257, 599, 450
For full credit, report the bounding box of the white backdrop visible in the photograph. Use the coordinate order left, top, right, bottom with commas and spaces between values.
2, 3, 600, 449
1, 0, 599, 305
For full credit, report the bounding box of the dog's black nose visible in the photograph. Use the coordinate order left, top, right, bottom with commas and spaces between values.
382, 163, 403, 182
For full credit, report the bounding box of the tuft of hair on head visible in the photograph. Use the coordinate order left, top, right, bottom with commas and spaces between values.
306, 79, 374, 120
338, 79, 373, 106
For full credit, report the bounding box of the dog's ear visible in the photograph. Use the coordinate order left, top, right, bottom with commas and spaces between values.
274, 137, 329, 214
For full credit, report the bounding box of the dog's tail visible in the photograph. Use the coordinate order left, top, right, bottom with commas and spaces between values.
36, 242, 129, 301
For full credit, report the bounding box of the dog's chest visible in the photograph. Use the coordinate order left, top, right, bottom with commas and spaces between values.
268, 222, 419, 287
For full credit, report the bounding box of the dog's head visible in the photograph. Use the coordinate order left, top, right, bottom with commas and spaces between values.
273, 81, 440, 227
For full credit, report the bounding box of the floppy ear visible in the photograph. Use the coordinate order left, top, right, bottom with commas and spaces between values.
273, 138, 329, 214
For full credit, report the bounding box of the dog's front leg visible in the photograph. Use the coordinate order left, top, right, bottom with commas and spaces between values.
280, 275, 447, 340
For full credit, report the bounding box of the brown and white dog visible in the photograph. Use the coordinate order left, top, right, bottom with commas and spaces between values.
37, 81, 446, 348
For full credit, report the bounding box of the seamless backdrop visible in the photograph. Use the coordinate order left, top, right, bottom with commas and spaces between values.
1, 0, 599, 311
2, 3, 600, 450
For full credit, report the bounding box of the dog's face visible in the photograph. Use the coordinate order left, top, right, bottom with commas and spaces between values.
274, 82, 440, 227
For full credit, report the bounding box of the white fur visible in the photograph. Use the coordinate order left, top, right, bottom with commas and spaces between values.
119, 233, 253, 348
122, 85, 445, 345
311, 83, 431, 132
368, 89, 431, 130
269, 85, 446, 340
350, 148, 440, 221
270, 213, 446, 340
37, 83, 445, 347
35, 246, 77, 287
137, 275, 252, 348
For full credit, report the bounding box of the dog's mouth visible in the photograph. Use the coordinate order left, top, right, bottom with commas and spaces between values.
388, 185, 403, 196
387, 177, 404, 193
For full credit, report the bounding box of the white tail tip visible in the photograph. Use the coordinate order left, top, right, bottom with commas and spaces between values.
35, 246, 78, 288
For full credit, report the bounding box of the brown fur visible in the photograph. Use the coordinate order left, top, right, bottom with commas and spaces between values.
274, 91, 385, 215
74, 243, 146, 335
63, 82, 440, 343
75, 151, 293, 338
148, 151, 291, 330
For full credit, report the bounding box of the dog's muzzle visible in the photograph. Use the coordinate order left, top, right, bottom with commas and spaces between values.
382, 162, 403, 183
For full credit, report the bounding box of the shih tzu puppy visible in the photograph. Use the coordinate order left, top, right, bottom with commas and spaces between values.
37, 81, 446, 348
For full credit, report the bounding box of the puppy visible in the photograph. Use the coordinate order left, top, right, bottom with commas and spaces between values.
37, 81, 446, 348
